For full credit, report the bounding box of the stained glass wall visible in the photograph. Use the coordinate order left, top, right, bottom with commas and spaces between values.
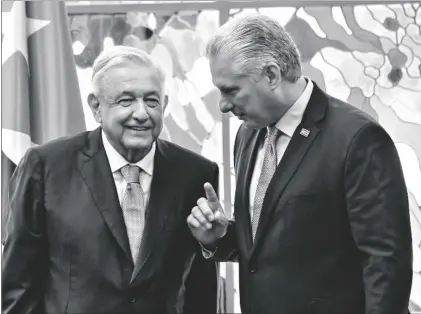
228, 4, 421, 312
68, 10, 233, 313
68, 10, 221, 158
68, 8, 228, 233
67, 2, 421, 313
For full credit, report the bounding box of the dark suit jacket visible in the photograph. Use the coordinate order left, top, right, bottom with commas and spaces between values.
2, 127, 219, 314
213, 82, 413, 314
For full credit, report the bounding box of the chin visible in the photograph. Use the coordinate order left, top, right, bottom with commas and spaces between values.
124, 137, 152, 150
243, 120, 264, 130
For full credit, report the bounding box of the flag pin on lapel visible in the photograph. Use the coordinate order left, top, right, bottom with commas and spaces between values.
300, 128, 310, 137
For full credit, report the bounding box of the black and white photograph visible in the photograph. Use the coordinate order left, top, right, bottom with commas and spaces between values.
1, 0, 420, 313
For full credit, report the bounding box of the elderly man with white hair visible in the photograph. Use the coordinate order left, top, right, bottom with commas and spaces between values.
188, 13, 413, 314
3, 45, 219, 314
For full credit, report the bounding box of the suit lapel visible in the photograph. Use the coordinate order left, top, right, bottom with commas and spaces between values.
235, 128, 266, 255
251, 83, 327, 257
77, 128, 132, 262
130, 140, 173, 282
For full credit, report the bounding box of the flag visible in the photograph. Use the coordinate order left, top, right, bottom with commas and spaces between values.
1, 1, 86, 238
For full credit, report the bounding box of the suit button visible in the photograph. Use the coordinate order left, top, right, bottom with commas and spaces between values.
250, 268, 257, 273
130, 297, 136, 303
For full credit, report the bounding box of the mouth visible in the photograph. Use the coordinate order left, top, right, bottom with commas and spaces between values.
126, 126, 150, 131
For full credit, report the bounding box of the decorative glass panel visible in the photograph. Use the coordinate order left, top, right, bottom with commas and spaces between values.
67, 3, 420, 313
68, 9, 223, 175
230, 4, 421, 312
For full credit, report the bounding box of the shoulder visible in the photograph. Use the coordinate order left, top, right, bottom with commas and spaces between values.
13, 131, 90, 182
320, 93, 389, 148
29, 131, 90, 164
310, 81, 377, 131
322, 94, 395, 157
157, 139, 218, 170
325, 94, 379, 132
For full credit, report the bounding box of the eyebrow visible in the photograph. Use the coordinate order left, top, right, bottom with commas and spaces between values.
143, 91, 160, 98
116, 90, 160, 99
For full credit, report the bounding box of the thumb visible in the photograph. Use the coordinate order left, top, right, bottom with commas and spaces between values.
214, 210, 228, 225
204, 182, 220, 212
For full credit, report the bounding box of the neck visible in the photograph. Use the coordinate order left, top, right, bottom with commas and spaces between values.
116, 145, 152, 164
273, 76, 307, 119
128, 149, 150, 164
282, 76, 307, 107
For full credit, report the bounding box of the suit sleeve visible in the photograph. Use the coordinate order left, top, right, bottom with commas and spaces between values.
344, 123, 412, 314
205, 222, 237, 262
183, 163, 220, 313
183, 250, 219, 314
204, 128, 244, 263
2, 148, 47, 314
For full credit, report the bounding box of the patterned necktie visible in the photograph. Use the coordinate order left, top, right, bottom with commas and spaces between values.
121, 164, 145, 263
251, 127, 280, 240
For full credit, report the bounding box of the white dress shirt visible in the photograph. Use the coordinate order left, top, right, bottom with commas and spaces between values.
202, 78, 314, 258
249, 78, 313, 220
101, 131, 155, 207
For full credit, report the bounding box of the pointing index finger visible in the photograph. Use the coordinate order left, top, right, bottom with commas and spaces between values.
204, 182, 220, 212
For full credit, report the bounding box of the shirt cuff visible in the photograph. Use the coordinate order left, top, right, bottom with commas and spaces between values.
200, 243, 217, 259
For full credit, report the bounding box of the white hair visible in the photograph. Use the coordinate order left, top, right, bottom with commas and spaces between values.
206, 13, 302, 82
91, 45, 166, 95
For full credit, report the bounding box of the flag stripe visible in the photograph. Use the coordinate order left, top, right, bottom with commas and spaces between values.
26, 1, 85, 143
1, 152, 16, 241
1, 53, 31, 135
1, 1, 86, 236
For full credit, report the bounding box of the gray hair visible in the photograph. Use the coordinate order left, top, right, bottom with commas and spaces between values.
91, 45, 166, 95
206, 14, 302, 82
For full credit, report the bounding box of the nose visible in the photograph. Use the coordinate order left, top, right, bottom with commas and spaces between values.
131, 98, 149, 121
219, 97, 234, 114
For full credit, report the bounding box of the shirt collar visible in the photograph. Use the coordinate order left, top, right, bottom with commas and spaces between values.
101, 130, 155, 176
272, 77, 313, 137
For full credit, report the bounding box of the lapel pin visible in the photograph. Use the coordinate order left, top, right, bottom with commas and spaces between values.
300, 128, 310, 137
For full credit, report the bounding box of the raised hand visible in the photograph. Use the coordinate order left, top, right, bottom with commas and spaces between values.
187, 182, 229, 248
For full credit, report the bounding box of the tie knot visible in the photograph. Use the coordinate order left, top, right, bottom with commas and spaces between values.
267, 127, 280, 144
121, 164, 140, 184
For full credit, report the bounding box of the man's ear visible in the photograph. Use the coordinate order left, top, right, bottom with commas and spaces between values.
87, 93, 102, 124
264, 62, 281, 89
162, 95, 169, 111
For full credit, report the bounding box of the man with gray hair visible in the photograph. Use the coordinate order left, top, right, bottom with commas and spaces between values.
187, 14, 412, 314
3, 45, 219, 314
